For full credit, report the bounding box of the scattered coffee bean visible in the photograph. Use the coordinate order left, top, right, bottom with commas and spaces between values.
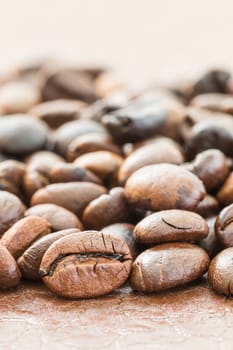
195, 195, 219, 218
0, 242, 21, 289
0, 191, 25, 236
215, 204, 233, 248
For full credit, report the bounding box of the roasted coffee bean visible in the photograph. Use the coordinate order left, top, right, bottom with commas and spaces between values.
102, 101, 166, 143
134, 210, 208, 245
83, 187, 130, 230
50, 163, 102, 185
195, 195, 219, 218
0, 242, 21, 289
23, 170, 50, 199
25, 204, 83, 232
26, 151, 64, 176
191, 93, 233, 115
0, 191, 25, 236
0, 115, 48, 155
31, 182, 107, 216
18, 228, 79, 280
39, 231, 132, 298
130, 243, 210, 292
0, 160, 25, 187
66, 133, 121, 161
0, 179, 20, 197
102, 223, 138, 260
94, 71, 126, 98
42, 68, 98, 103
30, 99, 86, 129
199, 216, 220, 258
0, 81, 40, 114
183, 149, 229, 192
215, 204, 233, 248
125, 164, 205, 212
217, 172, 233, 206
1, 216, 51, 259
208, 247, 233, 295
193, 69, 231, 96
54, 119, 107, 156
118, 137, 184, 184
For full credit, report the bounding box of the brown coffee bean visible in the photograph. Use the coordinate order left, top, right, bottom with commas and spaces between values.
54, 119, 107, 156
125, 164, 206, 212
217, 172, 233, 206
195, 195, 219, 218
102, 223, 138, 260
0, 81, 40, 114
130, 243, 210, 292
134, 210, 208, 245
23, 170, 50, 199
39, 231, 132, 298
184, 149, 229, 192
208, 247, 233, 295
30, 99, 86, 129
0, 191, 25, 236
118, 137, 184, 184
18, 228, 79, 280
66, 133, 121, 161
31, 182, 107, 216
50, 163, 102, 185
0, 242, 21, 289
193, 69, 231, 96
215, 204, 233, 248
83, 187, 130, 230
94, 71, 126, 98
74, 151, 123, 183
191, 93, 233, 115
199, 216, 220, 258
1, 216, 51, 259
25, 204, 83, 232
0, 160, 25, 187
102, 101, 166, 143
26, 151, 64, 176
0, 115, 48, 155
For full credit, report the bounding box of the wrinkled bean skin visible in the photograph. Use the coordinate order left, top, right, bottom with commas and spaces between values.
208, 248, 233, 296
0, 242, 21, 289
0, 191, 25, 236
18, 228, 79, 280
134, 210, 209, 245
215, 204, 233, 248
125, 164, 206, 212
39, 231, 132, 298
130, 243, 210, 292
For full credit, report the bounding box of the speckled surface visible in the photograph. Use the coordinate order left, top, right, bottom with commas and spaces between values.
0, 278, 232, 350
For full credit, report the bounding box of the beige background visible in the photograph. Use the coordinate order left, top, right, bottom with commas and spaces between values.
0, 0, 233, 83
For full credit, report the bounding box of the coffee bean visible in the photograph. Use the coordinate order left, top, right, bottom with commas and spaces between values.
217, 172, 233, 206
26, 151, 64, 176
208, 247, 233, 295
195, 195, 219, 218
134, 210, 208, 245
18, 228, 79, 280
83, 187, 130, 230
193, 69, 231, 95
199, 216, 220, 258
31, 182, 107, 216
39, 231, 132, 298
118, 137, 184, 184
130, 243, 210, 292
0, 242, 21, 289
125, 164, 205, 211
0, 191, 25, 236
215, 204, 233, 248
191, 93, 233, 115
1, 216, 51, 259
23, 170, 50, 199
0, 160, 25, 187
25, 204, 83, 232
0, 115, 48, 155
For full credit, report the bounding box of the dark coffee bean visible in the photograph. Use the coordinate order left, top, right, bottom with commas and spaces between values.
118, 137, 184, 184
54, 119, 107, 156
39, 231, 132, 298
198, 216, 220, 258
102, 101, 166, 143
23, 170, 50, 199
26, 151, 64, 176
130, 243, 209, 292
30, 99, 86, 129
0, 115, 48, 155
195, 195, 219, 218
125, 164, 206, 212
1, 216, 51, 259
102, 223, 138, 260
208, 247, 233, 295
191, 93, 233, 115
134, 210, 208, 245
66, 133, 121, 161
83, 188, 130, 230
193, 69, 231, 96
18, 228, 79, 280
25, 204, 83, 232
217, 172, 233, 206
0, 242, 21, 289
50, 163, 102, 185
215, 204, 233, 248
31, 182, 107, 217
0, 191, 25, 236
185, 149, 229, 192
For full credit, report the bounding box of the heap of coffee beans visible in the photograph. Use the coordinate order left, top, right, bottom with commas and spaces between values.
1, 62, 233, 298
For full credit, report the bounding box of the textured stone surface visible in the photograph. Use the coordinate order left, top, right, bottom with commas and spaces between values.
0, 279, 232, 349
